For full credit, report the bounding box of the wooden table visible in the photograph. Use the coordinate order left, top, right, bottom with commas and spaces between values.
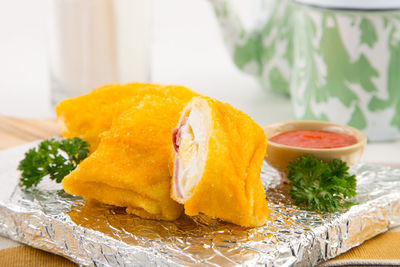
0, 115, 60, 149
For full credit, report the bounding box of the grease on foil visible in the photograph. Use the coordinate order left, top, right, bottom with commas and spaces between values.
0, 144, 400, 266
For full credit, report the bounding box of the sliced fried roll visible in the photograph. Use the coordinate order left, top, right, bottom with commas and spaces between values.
56, 83, 197, 151
62, 94, 193, 221
171, 97, 269, 227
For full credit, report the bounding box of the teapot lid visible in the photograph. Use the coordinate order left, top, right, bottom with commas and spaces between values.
294, 0, 400, 10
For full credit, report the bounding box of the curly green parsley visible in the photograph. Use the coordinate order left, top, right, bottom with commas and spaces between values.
287, 155, 357, 212
18, 138, 89, 189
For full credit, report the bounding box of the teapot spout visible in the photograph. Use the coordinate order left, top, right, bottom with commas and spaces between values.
208, 0, 293, 96
208, 0, 265, 79
208, 0, 249, 53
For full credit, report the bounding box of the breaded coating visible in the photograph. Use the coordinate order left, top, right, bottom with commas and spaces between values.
171, 97, 269, 227
62, 94, 196, 220
56, 83, 197, 151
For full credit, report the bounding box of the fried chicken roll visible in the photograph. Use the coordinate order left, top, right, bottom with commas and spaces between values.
171, 97, 269, 227
56, 83, 197, 151
62, 94, 195, 220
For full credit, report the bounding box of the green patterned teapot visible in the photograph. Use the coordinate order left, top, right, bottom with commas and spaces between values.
209, 0, 400, 141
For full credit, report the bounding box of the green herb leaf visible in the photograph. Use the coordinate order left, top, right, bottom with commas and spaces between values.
287, 155, 357, 212
18, 138, 90, 189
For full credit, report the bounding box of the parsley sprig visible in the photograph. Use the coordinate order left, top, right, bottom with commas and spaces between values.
287, 155, 357, 212
18, 138, 89, 189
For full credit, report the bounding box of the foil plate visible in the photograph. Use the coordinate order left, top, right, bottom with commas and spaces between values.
0, 143, 400, 266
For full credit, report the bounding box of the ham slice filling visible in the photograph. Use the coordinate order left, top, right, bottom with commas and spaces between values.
172, 117, 187, 199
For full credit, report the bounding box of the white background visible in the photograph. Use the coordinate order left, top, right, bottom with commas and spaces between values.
0, 0, 398, 164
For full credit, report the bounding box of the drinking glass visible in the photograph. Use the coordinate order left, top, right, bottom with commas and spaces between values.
47, 0, 151, 105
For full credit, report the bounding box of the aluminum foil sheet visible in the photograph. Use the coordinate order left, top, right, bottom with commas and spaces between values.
0, 142, 400, 266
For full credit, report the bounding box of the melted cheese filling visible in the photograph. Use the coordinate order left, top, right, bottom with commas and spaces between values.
175, 101, 210, 202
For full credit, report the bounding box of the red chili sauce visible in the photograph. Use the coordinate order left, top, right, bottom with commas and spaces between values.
270, 130, 358, 149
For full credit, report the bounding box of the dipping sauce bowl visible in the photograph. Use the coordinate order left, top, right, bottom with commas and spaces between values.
263, 120, 367, 175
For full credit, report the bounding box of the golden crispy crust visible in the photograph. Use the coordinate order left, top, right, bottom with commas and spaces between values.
63, 93, 198, 221
174, 97, 269, 227
55, 83, 197, 151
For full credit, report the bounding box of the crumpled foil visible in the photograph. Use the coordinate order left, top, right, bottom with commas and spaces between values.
0, 143, 399, 266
